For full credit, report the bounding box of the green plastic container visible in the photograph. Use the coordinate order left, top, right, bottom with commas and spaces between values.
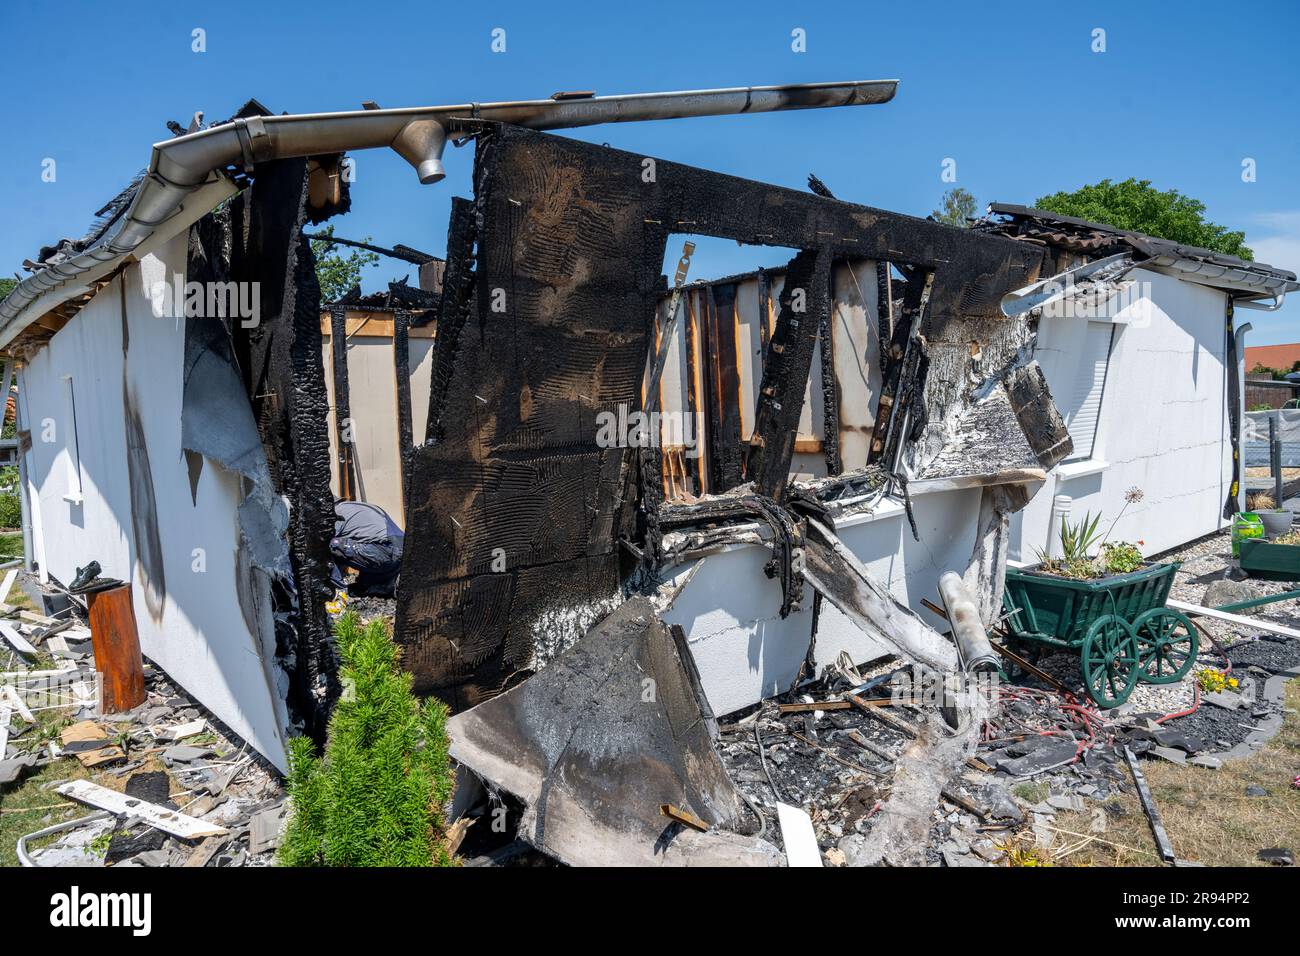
1232, 512, 1264, 558
1239, 538, 1300, 582
1002, 561, 1180, 648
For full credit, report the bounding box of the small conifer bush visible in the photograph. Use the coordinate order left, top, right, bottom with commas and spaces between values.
278, 612, 455, 866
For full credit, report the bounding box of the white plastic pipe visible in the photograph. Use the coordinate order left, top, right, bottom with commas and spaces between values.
1047, 494, 1072, 560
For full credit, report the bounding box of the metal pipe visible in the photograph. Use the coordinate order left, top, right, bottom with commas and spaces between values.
1235, 293, 1286, 311
17, 811, 113, 867
1271, 413, 1283, 505
937, 572, 999, 672
0, 80, 896, 341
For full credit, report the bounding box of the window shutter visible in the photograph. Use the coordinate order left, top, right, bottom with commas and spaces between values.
1064, 322, 1115, 461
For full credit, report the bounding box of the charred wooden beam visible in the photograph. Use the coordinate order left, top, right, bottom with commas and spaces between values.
1005, 360, 1073, 470
393, 309, 414, 509
819, 268, 842, 476
706, 283, 744, 490
424, 196, 478, 448
328, 305, 355, 498
745, 248, 829, 501
228, 158, 337, 740
869, 270, 932, 465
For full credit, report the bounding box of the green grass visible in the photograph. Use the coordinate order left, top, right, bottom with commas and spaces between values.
1012, 781, 1049, 804
0, 751, 90, 867
1048, 680, 1300, 866
0, 533, 22, 560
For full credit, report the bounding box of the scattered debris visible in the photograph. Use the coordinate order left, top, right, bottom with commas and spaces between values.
1257, 847, 1294, 866
775, 803, 823, 867
57, 780, 229, 840
1124, 747, 1177, 864
447, 599, 779, 867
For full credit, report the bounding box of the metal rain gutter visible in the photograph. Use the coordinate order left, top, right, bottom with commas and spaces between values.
1140, 253, 1297, 309
0, 80, 898, 347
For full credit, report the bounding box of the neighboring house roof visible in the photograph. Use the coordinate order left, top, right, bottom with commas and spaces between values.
1246, 343, 1300, 371
979, 202, 1298, 305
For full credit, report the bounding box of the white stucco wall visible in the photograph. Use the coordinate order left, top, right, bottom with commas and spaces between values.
661, 484, 980, 717
18, 234, 289, 769
663, 270, 1235, 717
1012, 269, 1232, 561
322, 321, 437, 525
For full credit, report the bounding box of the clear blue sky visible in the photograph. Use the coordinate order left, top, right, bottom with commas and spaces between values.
2, 0, 1297, 342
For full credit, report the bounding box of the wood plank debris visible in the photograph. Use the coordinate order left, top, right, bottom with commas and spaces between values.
846, 729, 897, 764
1, 683, 34, 722
777, 700, 852, 714
0, 621, 36, 657
660, 803, 710, 832
940, 788, 989, 820
846, 693, 920, 738
60, 720, 125, 767
990, 640, 1071, 695
0, 569, 17, 606
444, 816, 475, 856
57, 779, 229, 839
151, 719, 207, 742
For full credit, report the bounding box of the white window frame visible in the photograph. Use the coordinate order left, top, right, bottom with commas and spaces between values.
1057, 320, 1117, 475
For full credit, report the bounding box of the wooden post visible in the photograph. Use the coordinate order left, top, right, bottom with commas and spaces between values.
86, 583, 145, 712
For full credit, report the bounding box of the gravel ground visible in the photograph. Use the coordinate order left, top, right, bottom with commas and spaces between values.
1224, 634, 1300, 673
1160, 529, 1300, 637
1147, 528, 1298, 751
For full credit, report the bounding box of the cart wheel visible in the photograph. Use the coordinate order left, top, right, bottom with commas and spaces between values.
1080, 614, 1140, 708
1132, 608, 1199, 685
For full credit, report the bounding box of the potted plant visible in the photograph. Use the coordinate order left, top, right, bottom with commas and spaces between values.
1001, 488, 1198, 708
1239, 526, 1300, 581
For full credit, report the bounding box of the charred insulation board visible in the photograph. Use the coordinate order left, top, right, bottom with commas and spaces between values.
446, 598, 778, 867
397, 123, 1044, 707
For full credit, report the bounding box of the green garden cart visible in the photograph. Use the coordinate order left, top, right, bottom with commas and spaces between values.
1001, 562, 1199, 708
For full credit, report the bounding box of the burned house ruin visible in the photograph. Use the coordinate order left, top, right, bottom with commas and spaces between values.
3, 79, 1293, 864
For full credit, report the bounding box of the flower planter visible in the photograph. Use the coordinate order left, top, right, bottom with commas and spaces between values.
1239, 537, 1300, 581
1002, 561, 1197, 708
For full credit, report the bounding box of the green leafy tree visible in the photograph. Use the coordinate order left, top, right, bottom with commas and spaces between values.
311, 225, 380, 303
1034, 178, 1252, 260
0, 278, 16, 300
932, 187, 977, 227
279, 612, 456, 867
